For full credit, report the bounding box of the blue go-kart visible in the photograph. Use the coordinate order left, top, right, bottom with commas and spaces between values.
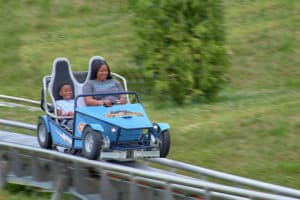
37, 57, 170, 160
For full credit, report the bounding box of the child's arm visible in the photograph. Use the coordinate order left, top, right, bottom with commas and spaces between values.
57, 109, 73, 117
67, 111, 74, 116
84, 96, 112, 106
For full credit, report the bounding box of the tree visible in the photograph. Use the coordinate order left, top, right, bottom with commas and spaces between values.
130, 0, 229, 104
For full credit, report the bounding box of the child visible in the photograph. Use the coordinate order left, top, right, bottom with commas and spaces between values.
56, 83, 75, 130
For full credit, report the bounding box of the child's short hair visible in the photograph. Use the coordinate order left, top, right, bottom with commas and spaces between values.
58, 82, 74, 98
59, 82, 72, 90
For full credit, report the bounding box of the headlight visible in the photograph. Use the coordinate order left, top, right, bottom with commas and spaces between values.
151, 123, 160, 134
111, 127, 117, 133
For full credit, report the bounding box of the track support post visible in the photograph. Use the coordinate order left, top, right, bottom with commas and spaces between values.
0, 160, 8, 189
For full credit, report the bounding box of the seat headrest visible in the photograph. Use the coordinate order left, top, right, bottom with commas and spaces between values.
49, 58, 75, 101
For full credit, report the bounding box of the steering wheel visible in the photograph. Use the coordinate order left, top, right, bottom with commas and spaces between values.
103, 99, 126, 107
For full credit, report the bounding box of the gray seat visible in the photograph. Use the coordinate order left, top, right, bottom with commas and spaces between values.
48, 58, 77, 123
73, 71, 88, 84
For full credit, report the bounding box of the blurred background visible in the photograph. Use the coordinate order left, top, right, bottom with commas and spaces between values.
0, 0, 299, 199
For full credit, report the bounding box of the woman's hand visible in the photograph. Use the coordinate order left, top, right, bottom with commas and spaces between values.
102, 99, 113, 106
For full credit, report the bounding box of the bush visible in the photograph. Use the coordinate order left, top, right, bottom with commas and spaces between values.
129, 0, 229, 104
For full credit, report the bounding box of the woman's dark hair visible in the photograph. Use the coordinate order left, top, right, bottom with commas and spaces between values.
90, 59, 112, 80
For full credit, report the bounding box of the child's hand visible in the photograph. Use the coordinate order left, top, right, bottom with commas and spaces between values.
68, 112, 74, 116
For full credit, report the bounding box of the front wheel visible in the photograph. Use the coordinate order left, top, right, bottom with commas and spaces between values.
159, 130, 170, 157
82, 127, 102, 160
37, 119, 52, 149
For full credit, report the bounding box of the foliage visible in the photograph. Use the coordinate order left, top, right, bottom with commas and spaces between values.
1, 183, 52, 200
129, 0, 229, 104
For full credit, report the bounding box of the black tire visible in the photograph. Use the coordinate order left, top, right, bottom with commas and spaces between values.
159, 130, 171, 157
37, 119, 52, 149
82, 127, 102, 160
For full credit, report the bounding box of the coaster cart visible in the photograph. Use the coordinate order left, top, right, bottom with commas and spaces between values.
37, 57, 170, 160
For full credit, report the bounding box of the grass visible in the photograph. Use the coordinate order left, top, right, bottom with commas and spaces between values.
0, 0, 300, 199
0, 0, 135, 98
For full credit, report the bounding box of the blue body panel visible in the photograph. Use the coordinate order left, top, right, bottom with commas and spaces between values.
157, 123, 170, 132
71, 103, 155, 149
76, 103, 153, 129
47, 118, 73, 148
44, 101, 169, 153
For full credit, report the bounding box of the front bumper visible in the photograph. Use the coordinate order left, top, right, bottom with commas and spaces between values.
99, 149, 160, 160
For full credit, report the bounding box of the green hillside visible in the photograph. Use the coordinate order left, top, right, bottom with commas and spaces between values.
0, 0, 135, 98
0, 0, 299, 199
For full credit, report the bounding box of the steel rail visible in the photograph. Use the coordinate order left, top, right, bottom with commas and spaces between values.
148, 158, 300, 199
0, 119, 36, 130
0, 94, 40, 105
0, 140, 299, 200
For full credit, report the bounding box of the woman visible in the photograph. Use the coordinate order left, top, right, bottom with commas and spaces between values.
83, 60, 126, 106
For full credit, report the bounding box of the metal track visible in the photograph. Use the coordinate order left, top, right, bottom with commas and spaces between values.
0, 96, 299, 200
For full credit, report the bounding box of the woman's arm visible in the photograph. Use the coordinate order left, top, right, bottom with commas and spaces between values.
83, 81, 102, 106
84, 96, 103, 106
